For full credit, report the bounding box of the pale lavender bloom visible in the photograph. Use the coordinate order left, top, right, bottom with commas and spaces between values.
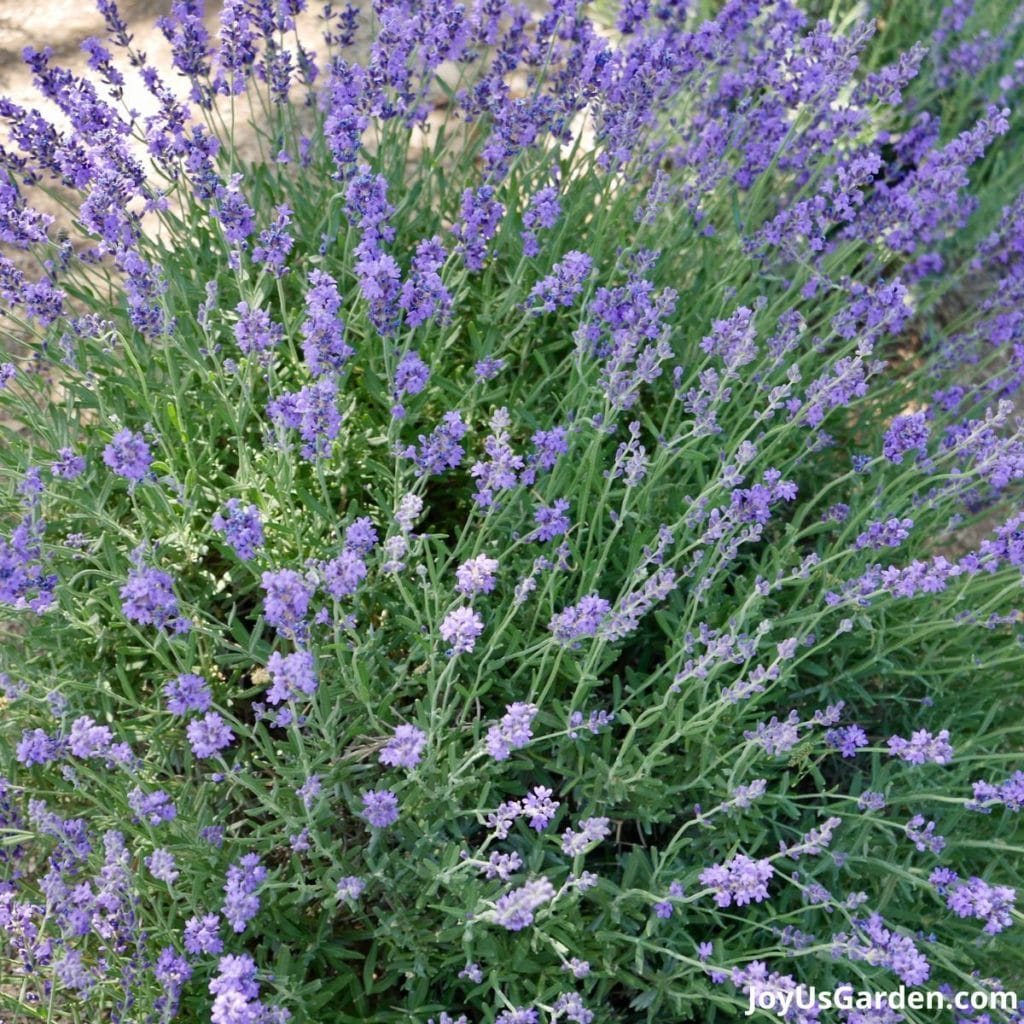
222, 854, 266, 933
904, 814, 946, 854
395, 493, 423, 532
474, 357, 505, 381
68, 715, 112, 758
184, 913, 223, 955
266, 650, 317, 704
440, 606, 484, 655
485, 801, 522, 840
297, 775, 321, 810
103, 428, 152, 483
888, 729, 955, 765
522, 786, 559, 831
563, 958, 591, 979
164, 673, 211, 715
553, 993, 593, 1024
561, 817, 612, 856
361, 789, 399, 828
744, 710, 801, 755
337, 876, 365, 901
455, 554, 499, 596
187, 712, 234, 758
483, 850, 523, 880
858, 791, 887, 812
379, 724, 427, 769
147, 847, 179, 884
699, 853, 774, 908
730, 780, 767, 809
486, 703, 538, 760
492, 877, 555, 931
458, 963, 483, 983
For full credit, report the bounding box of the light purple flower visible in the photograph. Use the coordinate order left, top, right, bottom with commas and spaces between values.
440, 606, 484, 655
379, 724, 427, 769
361, 788, 399, 828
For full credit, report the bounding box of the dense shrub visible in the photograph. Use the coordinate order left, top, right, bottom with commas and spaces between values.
1, 1, 1023, 1021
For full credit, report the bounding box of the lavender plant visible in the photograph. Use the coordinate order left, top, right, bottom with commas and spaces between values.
2, 1, 1024, 1022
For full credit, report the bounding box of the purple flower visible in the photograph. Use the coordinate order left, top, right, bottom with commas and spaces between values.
120, 564, 189, 633
260, 568, 313, 638
146, 847, 179, 884
336, 876, 365, 901
184, 914, 224, 956
522, 786, 560, 831
825, 724, 868, 758
394, 493, 423, 533
266, 650, 317, 704
297, 775, 321, 810
212, 500, 264, 561
361, 788, 399, 828
459, 963, 484, 983
833, 912, 931, 984
497, 1010, 538, 1024
553, 993, 593, 1024
967, 770, 1024, 812
486, 702, 538, 761
400, 237, 452, 328
699, 853, 774, 908
345, 517, 379, 555
379, 724, 427, 769
164, 673, 211, 715
353, 242, 401, 335
455, 554, 499, 596
103, 428, 152, 484
267, 377, 342, 459
858, 791, 887, 812
402, 410, 469, 476
52, 447, 85, 479
233, 302, 282, 356
530, 499, 571, 542
392, 350, 430, 406
251, 203, 294, 276
883, 412, 930, 464
521, 184, 560, 256
16, 728, 61, 766
941, 874, 1015, 934
492, 877, 555, 931
855, 517, 914, 550
561, 817, 611, 856
440, 606, 484, 655
528, 251, 592, 312
905, 814, 946, 854
129, 787, 177, 825
744, 710, 801, 756
186, 712, 234, 759
730, 780, 767, 808
452, 185, 504, 271
301, 269, 352, 377
221, 854, 265, 933
888, 729, 955, 765
549, 593, 611, 646
474, 357, 505, 381
321, 548, 367, 599
470, 408, 524, 507
68, 715, 112, 758
483, 850, 523, 879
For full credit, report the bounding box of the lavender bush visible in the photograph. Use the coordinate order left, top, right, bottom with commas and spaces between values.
2, 1, 1024, 1021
